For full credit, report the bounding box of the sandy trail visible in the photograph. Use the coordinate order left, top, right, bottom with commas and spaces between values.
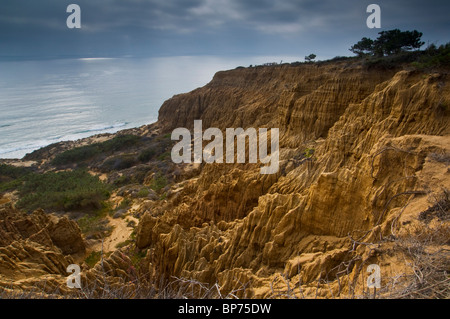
91, 215, 138, 253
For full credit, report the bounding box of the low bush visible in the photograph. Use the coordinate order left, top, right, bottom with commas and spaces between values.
138, 148, 156, 162
77, 212, 113, 239
304, 148, 315, 158
411, 42, 450, 69
0, 164, 33, 192
113, 174, 131, 187
136, 187, 150, 198
157, 151, 171, 161
16, 169, 111, 212
149, 172, 167, 192
362, 43, 450, 70
0, 164, 32, 179
84, 251, 102, 268
51, 134, 142, 166
364, 51, 421, 69
51, 145, 101, 166
100, 155, 138, 172
117, 198, 131, 210
100, 134, 141, 153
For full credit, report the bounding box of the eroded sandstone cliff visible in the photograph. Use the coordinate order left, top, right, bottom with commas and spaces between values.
0, 59, 448, 298
0, 197, 142, 297
137, 60, 449, 298
0, 199, 84, 293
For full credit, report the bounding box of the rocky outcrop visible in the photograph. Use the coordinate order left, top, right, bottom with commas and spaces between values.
48, 217, 86, 255
0, 201, 86, 293
0, 199, 146, 297
0, 204, 85, 256
1, 59, 448, 298
138, 61, 450, 297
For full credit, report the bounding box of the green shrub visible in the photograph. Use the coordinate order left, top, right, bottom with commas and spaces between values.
77, 212, 113, 239
51, 134, 142, 166
304, 148, 315, 158
411, 42, 450, 69
0, 179, 23, 193
364, 51, 421, 69
131, 167, 150, 184
84, 251, 102, 268
100, 154, 137, 172
0, 164, 32, 179
51, 145, 101, 166
117, 198, 131, 210
100, 134, 141, 153
150, 172, 167, 192
130, 249, 147, 269
137, 134, 173, 163
136, 188, 150, 198
0, 164, 33, 192
329, 56, 353, 62
113, 174, 131, 187
157, 151, 171, 161
138, 148, 156, 162
16, 169, 111, 212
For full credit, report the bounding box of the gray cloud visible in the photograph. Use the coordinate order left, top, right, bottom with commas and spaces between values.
0, 0, 449, 59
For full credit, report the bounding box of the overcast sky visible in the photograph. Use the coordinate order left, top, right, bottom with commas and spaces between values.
1, 0, 449, 60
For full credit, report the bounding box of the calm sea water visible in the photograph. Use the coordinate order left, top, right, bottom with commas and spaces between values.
0, 55, 297, 159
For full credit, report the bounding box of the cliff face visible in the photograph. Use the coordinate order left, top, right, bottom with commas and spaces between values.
0, 198, 139, 297
1, 59, 448, 298
138, 61, 450, 297
0, 200, 84, 292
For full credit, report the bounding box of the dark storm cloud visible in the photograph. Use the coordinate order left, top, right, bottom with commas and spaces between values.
0, 0, 449, 59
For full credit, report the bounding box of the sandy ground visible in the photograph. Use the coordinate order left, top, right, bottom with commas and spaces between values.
0, 160, 37, 167
90, 214, 139, 253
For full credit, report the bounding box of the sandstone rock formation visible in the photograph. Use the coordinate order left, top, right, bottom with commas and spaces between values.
0, 59, 448, 298
0, 199, 140, 297
137, 61, 450, 298
0, 200, 85, 293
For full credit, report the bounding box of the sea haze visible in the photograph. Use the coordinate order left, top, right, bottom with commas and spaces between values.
0, 55, 298, 159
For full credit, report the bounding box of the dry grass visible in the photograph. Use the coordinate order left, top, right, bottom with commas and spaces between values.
0, 267, 243, 299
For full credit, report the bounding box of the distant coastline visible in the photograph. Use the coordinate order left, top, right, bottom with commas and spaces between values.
0, 55, 301, 160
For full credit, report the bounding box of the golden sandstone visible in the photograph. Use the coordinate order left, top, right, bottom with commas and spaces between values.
1, 60, 449, 298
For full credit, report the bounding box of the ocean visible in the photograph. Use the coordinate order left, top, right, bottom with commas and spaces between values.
0, 55, 297, 159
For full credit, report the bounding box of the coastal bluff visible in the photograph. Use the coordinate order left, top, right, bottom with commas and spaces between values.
141, 59, 450, 297
1, 58, 449, 298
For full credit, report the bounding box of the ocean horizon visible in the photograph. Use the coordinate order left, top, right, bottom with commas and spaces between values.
0, 55, 299, 159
